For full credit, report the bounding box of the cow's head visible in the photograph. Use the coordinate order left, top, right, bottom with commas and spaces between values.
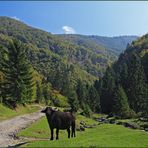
41, 107, 58, 115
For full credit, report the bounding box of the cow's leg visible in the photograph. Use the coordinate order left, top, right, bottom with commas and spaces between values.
56, 128, 59, 140
67, 128, 70, 138
50, 128, 54, 140
71, 126, 73, 137
73, 126, 76, 137
73, 129, 76, 137
71, 128, 76, 137
71, 122, 76, 137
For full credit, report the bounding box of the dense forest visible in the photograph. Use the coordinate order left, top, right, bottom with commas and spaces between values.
1, 16, 147, 118
97, 35, 148, 117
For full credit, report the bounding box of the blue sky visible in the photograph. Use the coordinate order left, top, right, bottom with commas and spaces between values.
0, 1, 148, 36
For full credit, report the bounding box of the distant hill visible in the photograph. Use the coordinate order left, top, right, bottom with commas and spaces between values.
58, 34, 138, 55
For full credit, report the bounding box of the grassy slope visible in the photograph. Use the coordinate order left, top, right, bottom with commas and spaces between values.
0, 104, 41, 121
19, 116, 148, 147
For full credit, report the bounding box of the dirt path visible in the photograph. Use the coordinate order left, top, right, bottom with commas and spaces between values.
0, 109, 45, 147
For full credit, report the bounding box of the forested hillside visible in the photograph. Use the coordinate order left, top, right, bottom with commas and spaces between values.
0, 17, 112, 78
59, 34, 138, 56
97, 34, 148, 117
0, 16, 140, 116
0, 17, 137, 78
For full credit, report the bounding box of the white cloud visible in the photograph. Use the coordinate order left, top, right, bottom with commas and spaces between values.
62, 26, 76, 34
11, 16, 20, 21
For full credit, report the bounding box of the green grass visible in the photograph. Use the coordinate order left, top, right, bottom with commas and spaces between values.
92, 113, 107, 119
18, 116, 148, 147
18, 117, 49, 138
76, 114, 98, 127
0, 104, 41, 121
18, 115, 97, 138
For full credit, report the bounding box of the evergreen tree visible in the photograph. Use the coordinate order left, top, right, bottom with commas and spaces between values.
100, 67, 116, 114
117, 63, 128, 88
112, 85, 131, 118
42, 82, 52, 105
0, 45, 7, 103
142, 53, 148, 83
67, 86, 79, 112
36, 81, 43, 103
76, 79, 87, 107
1, 39, 34, 108
88, 86, 100, 112
61, 65, 72, 96
127, 53, 148, 113
94, 80, 100, 92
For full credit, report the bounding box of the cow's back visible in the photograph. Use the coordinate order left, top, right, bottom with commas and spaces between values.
49, 111, 74, 129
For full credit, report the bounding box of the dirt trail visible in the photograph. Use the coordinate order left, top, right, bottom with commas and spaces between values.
0, 109, 45, 147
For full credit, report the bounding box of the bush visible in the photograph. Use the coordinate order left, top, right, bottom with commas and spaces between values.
81, 104, 92, 117
120, 109, 136, 119
50, 90, 69, 107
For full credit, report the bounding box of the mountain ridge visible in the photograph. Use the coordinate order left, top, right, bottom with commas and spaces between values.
58, 34, 138, 55
0, 16, 139, 80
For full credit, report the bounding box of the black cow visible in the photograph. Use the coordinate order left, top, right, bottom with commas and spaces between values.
41, 107, 76, 140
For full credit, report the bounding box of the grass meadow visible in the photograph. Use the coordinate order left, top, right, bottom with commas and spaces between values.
18, 116, 148, 147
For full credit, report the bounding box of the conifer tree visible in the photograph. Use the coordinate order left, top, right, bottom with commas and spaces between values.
112, 85, 131, 118
76, 79, 87, 107
42, 83, 52, 105
36, 81, 43, 103
1, 39, 34, 108
67, 86, 79, 112
100, 67, 116, 113
88, 86, 100, 112
0, 45, 7, 103
127, 53, 148, 113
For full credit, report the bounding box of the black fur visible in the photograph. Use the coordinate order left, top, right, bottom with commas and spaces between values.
41, 107, 76, 140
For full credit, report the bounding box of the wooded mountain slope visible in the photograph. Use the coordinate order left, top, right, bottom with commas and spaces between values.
58, 34, 138, 56
0, 16, 139, 113
0, 17, 137, 78
98, 34, 148, 117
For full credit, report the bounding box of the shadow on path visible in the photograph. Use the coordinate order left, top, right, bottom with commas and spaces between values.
8, 142, 28, 148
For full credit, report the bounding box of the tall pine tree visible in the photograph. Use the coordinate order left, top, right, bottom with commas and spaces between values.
1, 39, 34, 108
100, 67, 116, 114
76, 79, 87, 107
35, 81, 43, 103
127, 53, 148, 114
112, 85, 132, 118
67, 85, 79, 112
88, 86, 100, 112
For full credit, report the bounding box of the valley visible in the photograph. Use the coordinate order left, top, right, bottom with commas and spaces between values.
0, 16, 148, 147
